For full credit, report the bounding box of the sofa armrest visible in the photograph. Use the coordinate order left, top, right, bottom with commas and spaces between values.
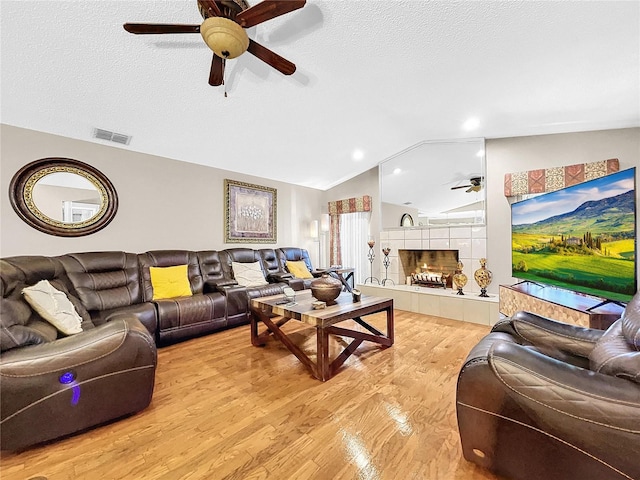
496, 310, 604, 358
312, 268, 333, 277
267, 272, 293, 282
204, 279, 238, 293
0, 316, 157, 450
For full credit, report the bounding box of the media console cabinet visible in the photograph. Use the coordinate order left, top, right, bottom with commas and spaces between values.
499, 282, 625, 329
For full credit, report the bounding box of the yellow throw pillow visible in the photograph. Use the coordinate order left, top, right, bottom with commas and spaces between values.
287, 260, 313, 279
150, 265, 192, 300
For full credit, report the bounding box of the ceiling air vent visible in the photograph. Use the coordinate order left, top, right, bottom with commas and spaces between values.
93, 128, 131, 145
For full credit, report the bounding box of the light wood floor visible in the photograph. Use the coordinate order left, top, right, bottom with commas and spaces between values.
1, 310, 503, 480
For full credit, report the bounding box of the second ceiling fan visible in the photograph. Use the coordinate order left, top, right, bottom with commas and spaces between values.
123, 0, 305, 86
451, 176, 484, 193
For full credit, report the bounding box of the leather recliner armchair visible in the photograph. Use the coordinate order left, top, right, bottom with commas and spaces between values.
456, 291, 640, 480
0, 257, 157, 451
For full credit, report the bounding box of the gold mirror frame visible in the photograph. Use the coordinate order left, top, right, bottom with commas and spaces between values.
9, 158, 118, 237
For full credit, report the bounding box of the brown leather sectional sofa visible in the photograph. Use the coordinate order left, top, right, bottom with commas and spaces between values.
0, 246, 316, 450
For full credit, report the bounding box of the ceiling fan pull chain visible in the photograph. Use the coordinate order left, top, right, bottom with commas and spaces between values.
223, 59, 228, 97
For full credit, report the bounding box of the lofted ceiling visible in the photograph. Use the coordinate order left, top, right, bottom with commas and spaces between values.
1, 0, 639, 193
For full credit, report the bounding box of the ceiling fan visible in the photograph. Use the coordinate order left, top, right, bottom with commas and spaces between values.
123, 0, 305, 86
451, 176, 484, 193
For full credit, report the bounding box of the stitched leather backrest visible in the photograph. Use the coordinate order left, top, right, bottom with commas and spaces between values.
223, 248, 261, 264
3, 256, 69, 289
258, 249, 282, 275
590, 318, 640, 384
59, 252, 141, 311
277, 248, 313, 271
138, 250, 203, 301
621, 291, 640, 350
197, 250, 227, 283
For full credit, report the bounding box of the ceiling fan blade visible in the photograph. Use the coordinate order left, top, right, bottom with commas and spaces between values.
123, 23, 200, 34
209, 54, 225, 86
236, 0, 306, 28
247, 39, 296, 75
198, 0, 222, 18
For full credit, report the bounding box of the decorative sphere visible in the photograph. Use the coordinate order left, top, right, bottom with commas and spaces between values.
453, 272, 468, 289
473, 258, 493, 289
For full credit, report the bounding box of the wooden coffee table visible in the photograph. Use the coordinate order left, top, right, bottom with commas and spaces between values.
250, 290, 394, 381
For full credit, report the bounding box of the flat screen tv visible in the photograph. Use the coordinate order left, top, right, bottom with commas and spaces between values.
511, 167, 637, 303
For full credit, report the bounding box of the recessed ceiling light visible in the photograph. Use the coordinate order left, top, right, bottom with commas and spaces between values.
463, 118, 480, 131
352, 149, 364, 161
393, 168, 402, 175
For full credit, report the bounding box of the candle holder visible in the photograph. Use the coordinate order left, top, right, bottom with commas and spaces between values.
364, 239, 379, 284
381, 247, 395, 286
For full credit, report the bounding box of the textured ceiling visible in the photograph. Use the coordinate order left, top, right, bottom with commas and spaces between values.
2, 0, 639, 192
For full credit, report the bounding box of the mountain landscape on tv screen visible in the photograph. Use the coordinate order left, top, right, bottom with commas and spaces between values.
512, 173, 636, 302
513, 189, 635, 236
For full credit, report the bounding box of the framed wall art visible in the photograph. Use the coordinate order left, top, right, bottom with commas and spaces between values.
224, 179, 277, 243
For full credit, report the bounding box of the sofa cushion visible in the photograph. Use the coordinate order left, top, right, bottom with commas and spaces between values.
154, 292, 227, 344
286, 260, 313, 279
0, 318, 58, 351
149, 265, 192, 300
232, 261, 268, 287
22, 280, 83, 335
90, 302, 158, 337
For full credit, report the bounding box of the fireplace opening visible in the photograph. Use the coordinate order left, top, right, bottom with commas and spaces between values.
398, 249, 459, 288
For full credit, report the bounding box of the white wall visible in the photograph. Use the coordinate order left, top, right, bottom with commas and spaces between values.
381, 202, 419, 229
3, 124, 638, 296
324, 128, 640, 294
1, 125, 325, 263
486, 127, 640, 294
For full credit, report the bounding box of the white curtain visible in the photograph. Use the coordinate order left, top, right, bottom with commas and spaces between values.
339, 212, 370, 284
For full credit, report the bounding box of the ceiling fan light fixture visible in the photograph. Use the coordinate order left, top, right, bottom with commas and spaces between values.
200, 17, 248, 59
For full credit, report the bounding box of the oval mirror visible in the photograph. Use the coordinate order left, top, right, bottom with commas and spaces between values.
9, 158, 118, 237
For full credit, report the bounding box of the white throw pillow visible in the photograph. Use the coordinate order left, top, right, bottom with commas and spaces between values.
232, 261, 268, 287
22, 280, 83, 335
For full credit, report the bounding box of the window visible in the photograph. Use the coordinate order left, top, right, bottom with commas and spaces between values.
339, 212, 370, 284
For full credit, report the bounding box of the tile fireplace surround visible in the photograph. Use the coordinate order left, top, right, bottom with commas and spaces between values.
379, 226, 487, 292
363, 226, 499, 326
